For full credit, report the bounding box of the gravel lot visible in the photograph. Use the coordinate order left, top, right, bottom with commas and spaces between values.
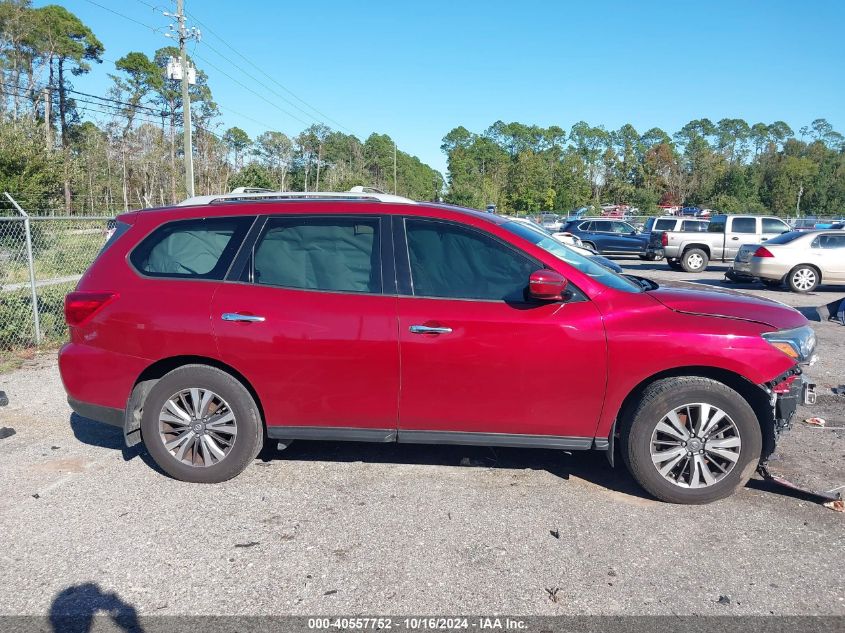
0, 258, 843, 618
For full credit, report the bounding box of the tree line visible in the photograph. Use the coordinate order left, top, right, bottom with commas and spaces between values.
0, 0, 442, 213
1, 0, 843, 217
442, 118, 845, 216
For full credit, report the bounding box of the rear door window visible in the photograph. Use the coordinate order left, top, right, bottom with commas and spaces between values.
249, 216, 381, 293
131, 216, 253, 279
731, 217, 757, 234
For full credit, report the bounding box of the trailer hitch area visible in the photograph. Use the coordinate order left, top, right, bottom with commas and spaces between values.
757, 464, 843, 504
803, 382, 817, 405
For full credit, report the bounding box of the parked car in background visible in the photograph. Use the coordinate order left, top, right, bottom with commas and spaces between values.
791, 218, 820, 232
731, 230, 845, 292
560, 218, 648, 256
539, 213, 563, 231
60, 190, 815, 504
658, 214, 790, 272
511, 217, 622, 272
642, 216, 709, 260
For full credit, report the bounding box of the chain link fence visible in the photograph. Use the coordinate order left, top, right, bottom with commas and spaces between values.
0, 193, 114, 364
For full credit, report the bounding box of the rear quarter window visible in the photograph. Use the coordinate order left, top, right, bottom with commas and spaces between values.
130, 216, 253, 279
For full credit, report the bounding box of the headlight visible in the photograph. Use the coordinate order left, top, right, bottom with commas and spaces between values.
762, 325, 817, 363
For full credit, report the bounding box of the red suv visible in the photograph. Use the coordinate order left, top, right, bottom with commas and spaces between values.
59, 194, 816, 504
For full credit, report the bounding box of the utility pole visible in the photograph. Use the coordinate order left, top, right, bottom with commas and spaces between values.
393, 140, 397, 195
165, 2, 200, 199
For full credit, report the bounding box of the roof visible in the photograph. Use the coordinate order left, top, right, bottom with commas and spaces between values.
178, 186, 417, 206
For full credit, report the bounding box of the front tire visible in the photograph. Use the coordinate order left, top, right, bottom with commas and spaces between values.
140, 364, 263, 483
620, 377, 761, 504
681, 248, 709, 273
787, 265, 819, 293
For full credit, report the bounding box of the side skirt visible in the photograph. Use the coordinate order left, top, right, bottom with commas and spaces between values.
265, 426, 599, 451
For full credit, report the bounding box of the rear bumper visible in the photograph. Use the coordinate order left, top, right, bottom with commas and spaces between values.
67, 397, 123, 427
59, 342, 147, 411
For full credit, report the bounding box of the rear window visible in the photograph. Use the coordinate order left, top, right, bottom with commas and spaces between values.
130, 216, 253, 279
766, 231, 804, 245
654, 219, 676, 231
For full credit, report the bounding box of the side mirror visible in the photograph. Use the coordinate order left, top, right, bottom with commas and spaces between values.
528, 269, 568, 301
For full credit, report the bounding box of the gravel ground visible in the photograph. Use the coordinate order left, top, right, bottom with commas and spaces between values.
0, 258, 843, 618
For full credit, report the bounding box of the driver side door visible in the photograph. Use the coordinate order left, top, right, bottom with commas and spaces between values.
395, 217, 607, 444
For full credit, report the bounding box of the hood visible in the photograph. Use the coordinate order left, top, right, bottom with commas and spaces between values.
647, 281, 808, 330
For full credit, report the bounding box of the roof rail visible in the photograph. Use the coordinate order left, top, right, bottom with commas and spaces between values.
177, 187, 417, 206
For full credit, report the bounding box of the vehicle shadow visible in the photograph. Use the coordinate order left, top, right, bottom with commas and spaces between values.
259, 440, 654, 502
49, 582, 143, 633
69, 414, 163, 474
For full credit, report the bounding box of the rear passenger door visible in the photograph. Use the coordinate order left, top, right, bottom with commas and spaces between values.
725, 217, 758, 258
211, 214, 400, 436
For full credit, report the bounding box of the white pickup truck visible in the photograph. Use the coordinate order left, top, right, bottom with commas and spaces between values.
650, 214, 791, 272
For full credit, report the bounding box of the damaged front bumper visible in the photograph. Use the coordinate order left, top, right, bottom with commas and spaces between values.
762, 368, 815, 459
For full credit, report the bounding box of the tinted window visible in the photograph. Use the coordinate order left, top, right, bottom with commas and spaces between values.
817, 234, 845, 249
762, 217, 789, 234
592, 221, 612, 232
251, 216, 381, 293
406, 219, 536, 301
682, 220, 708, 232
731, 217, 757, 233
765, 231, 803, 245
610, 222, 634, 233
502, 221, 643, 294
708, 217, 727, 233
654, 219, 675, 231
131, 216, 252, 279
578, 221, 593, 231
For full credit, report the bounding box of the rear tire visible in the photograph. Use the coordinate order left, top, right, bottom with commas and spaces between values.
681, 248, 709, 273
787, 265, 819, 293
141, 364, 263, 483
582, 241, 597, 254
619, 377, 761, 504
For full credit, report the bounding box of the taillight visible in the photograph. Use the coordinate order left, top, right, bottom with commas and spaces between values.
754, 247, 774, 258
661, 232, 668, 247
64, 291, 117, 326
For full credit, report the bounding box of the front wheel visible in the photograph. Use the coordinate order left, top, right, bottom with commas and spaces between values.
140, 364, 264, 483
620, 377, 761, 504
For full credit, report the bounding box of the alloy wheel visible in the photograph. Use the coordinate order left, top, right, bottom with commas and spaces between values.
158, 388, 237, 467
791, 268, 816, 291
650, 403, 741, 488
686, 253, 704, 270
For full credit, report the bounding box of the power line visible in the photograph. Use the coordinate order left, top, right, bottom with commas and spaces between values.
82, 0, 162, 33
184, 8, 354, 134
191, 52, 310, 127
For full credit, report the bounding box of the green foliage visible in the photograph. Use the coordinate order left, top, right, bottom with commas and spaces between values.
228, 162, 273, 190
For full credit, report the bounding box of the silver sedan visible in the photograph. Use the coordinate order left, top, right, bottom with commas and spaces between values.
733, 230, 845, 292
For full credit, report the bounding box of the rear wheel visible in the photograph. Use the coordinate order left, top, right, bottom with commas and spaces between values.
787, 265, 819, 293
681, 248, 709, 273
620, 377, 761, 504
140, 364, 263, 483
582, 241, 597, 253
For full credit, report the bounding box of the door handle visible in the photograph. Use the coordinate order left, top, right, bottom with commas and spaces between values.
409, 324, 452, 335
731, 236, 740, 240
222, 312, 265, 323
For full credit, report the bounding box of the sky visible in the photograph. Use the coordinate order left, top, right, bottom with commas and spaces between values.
53, 0, 845, 176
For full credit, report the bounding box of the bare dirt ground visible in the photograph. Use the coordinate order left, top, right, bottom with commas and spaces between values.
0, 258, 842, 619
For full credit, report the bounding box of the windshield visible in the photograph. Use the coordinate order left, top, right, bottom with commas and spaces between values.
766, 231, 805, 245
502, 221, 643, 293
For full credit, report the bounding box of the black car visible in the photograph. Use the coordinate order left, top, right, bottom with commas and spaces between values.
561, 219, 649, 256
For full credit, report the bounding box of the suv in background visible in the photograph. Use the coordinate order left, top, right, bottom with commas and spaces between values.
658, 214, 790, 272
60, 192, 815, 504
560, 218, 648, 256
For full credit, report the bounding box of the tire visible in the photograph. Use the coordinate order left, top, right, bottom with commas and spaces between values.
140, 364, 263, 483
619, 377, 761, 504
787, 265, 819, 293
681, 248, 709, 273
667, 259, 683, 271
582, 241, 598, 254
762, 278, 782, 289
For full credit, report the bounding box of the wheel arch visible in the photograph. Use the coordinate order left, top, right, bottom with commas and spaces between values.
790, 262, 823, 282
681, 243, 711, 257
609, 365, 774, 463
123, 355, 266, 446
